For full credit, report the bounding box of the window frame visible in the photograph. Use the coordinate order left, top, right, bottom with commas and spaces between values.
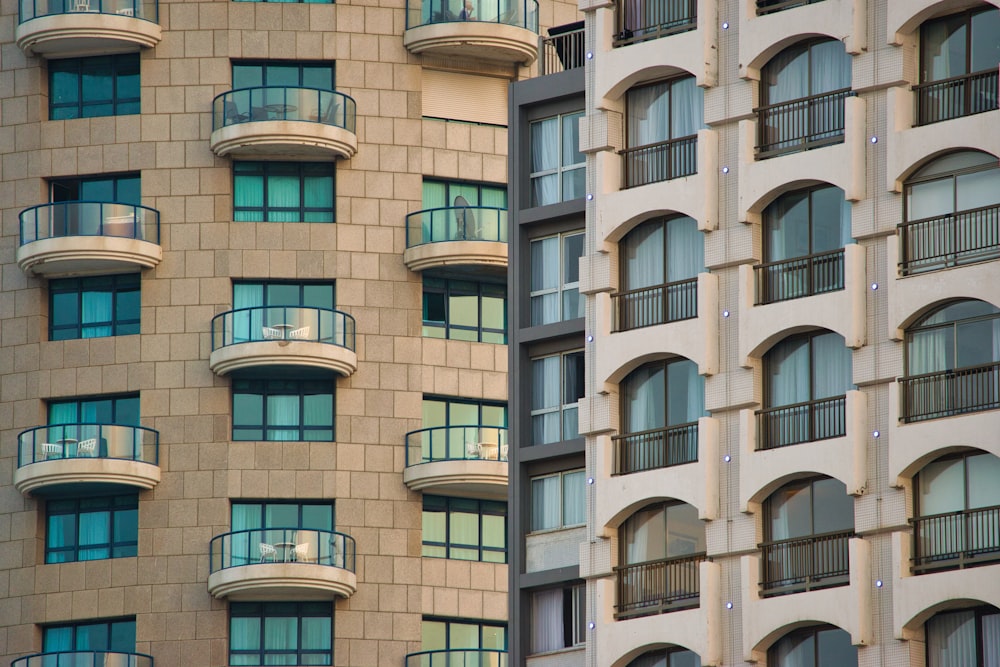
233, 280, 336, 309
919, 7, 999, 84
229, 601, 333, 666
530, 348, 585, 445
45, 494, 139, 564
764, 330, 853, 409
49, 274, 141, 341
763, 476, 854, 543
232, 378, 335, 442
528, 111, 585, 207
529, 469, 586, 532
626, 647, 701, 667
50, 173, 141, 205
422, 495, 507, 563
529, 230, 585, 326
421, 617, 507, 653
231, 60, 335, 90
233, 161, 336, 223
422, 277, 507, 344
925, 606, 1000, 667
231, 500, 335, 530
421, 178, 508, 210
529, 582, 585, 654
904, 300, 1000, 376
767, 624, 857, 667
49, 54, 140, 120
761, 38, 852, 107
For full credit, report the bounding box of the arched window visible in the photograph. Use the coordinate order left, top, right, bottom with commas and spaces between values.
626, 647, 700, 667
623, 76, 704, 187
902, 299, 1000, 422
768, 625, 857, 667
758, 330, 853, 449
900, 151, 1000, 275
615, 358, 705, 474
757, 184, 852, 303
913, 450, 1000, 573
761, 477, 854, 595
757, 39, 852, 158
615, 216, 704, 330
926, 606, 1000, 666
617, 501, 705, 619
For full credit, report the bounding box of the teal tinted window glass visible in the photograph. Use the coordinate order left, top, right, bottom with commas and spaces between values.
232, 379, 334, 441
49, 55, 140, 120
234, 162, 335, 223
49, 274, 140, 341
46, 495, 139, 564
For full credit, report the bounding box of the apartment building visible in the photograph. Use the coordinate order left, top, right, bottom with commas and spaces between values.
0, 0, 579, 663
508, 0, 1000, 665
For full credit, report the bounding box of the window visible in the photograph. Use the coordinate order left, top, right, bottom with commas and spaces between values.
755, 0, 823, 15
233, 162, 335, 222
926, 606, 1000, 667
414, 179, 509, 245
913, 451, 1000, 573
917, 7, 1000, 125
46, 494, 138, 564
233, 379, 334, 441
421, 618, 507, 657
228, 501, 336, 567
49, 54, 140, 120
615, 0, 697, 47
423, 179, 507, 211
420, 396, 507, 460
423, 278, 507, 343
234, 280, 335, 310
232, 501, 334, 532
616, 216, 703, 330
762, 477, 853, 595
530, 112, 584, 207
758, 39, 852, 158
49, 394, 140, 426
227, 280, 339, 345
531, 349, 585, 445
422, 496, 507, 563
617, 358, 704, 474
233, 61, 335, 91
758, 185, 852, 304
903, 299, 1000, 422
530, 231, 584, 325
627, 648, 700, 667
43, 618, 136, 655
230, 602, 332, 666
49, 274, 140, 341
530, 583, 585, 654
530, 469, 585, 531
623, 77, 703, 187
768, 625, 857, 667
900, 151, 1000, 274
759, 330, 852, 449
617, 501, 705, 618
51, 173, 141, 205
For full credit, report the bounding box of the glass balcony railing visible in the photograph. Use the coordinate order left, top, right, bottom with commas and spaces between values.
19, 0, 158, 23
12, 651, 154, 667
209, 527, 356, 572
211, 306, 356, 352
405, 0, 538, 31
405, 650, 509, 667
211, 87, 357, 133
405, 206, 507, 248
404, 425, 509, 466
19, 202, 160, 246
17, 423, 159, 468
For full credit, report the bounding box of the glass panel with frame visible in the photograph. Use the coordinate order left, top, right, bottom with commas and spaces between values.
49, 274, 141, 341
421, 396, 507, 460
529, 582, 585, 654
230, 601, 333, 666
234, 162, 335, 223
529, 469, 585, 532
626, 647, 701, 667
422, 277, 507, 344
49, 54, 140, 120
422, 495, 507, 563
768, 625, 857, 667
529, 230, 585, 326
43, 618, 137, 653
926, 606, 1000, 667
421, 618, 507, 654
46, 494, 138, 564
232, 379, 335, 442
531, 350, 585, 445
529, 112, 585, 207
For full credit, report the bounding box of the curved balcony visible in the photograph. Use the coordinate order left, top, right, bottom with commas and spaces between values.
405, 650, 509, 666
12, 651, 154, 667
402, 425, 508, 500
208, 527, 357, 601
403, 206, 507, 273
14, 423, 160, 496
17, 201, 161, 277
210, 87, 358, 161
16, 0, 161, 58
209, 306, 358, 378
403, 0, 538, 64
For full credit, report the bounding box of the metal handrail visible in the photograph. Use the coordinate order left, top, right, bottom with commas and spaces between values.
755, 395, 847, 449
910, 504, 1000, 574
755, 88, 852, 159
759, 529, 853, 596
620, 134, 697, 188
12, 650, 155, 667
210, 306, 356, 351
404, 649, 509, 667
614, 552, 706, 619
405, 0, 538, 30
914, 68, 999, 126
898, 203, 1000, 275
612, 422, 698, 475
405, 206, 508, 247
611, 277, 698, 331
19, 0, 158, 23
539, 23, 584, 75
17, 423, 159, 467
614, 0, 696, 47
899, 361, 1000, 423
19, 201, 160, 246
753, 249, 845, 304
755, 0, 823, 16
404, 424, 509, 466
209, 527, 357, 572
211, 86, 357, 133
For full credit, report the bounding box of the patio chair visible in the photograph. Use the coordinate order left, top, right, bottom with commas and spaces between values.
77, 439, 98, 456
259, 542, 277, 563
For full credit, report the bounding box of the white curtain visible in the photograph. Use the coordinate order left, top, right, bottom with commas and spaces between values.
628, 82, 670, 147
983, 612, 1000, 667
623, 221, 664, 290
812, 333, 852, 399
666, 217, 702, 282
625, 365, 664, 432
530, 119, 559, 206
768, 338, 810, 407
928, 611, 976, 667
530, 238, 559, 325
531, 476, 560, 530
908, 328, 950, 375
562, 471, 585, 526
532, 356, 561, 444
233, 283, 264, 343
81, 290, 113, 338
530, 589, 564, 653
670, 77, 703, 139
810, 40, 851, 94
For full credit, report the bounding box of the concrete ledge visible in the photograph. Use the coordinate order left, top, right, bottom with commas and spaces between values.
209, 340, 358, 377
210, 120, 358, 161
402, 459, 508, 501
17, 236, 162, 277
403, 240, 508, 272
208, 562, 357, 601
403, 22, 537, 65
14, 458, 160, 496
16, 13, 161, 57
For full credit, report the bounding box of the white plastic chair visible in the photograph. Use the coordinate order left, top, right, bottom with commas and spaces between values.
500, 444, 509, 461
287, 326, 311, 340
77, 439, 98, 456
41, 443, 63, 459
465, 441, 481, 459
258, 542, 277, 563
261, 326, 283, 340
294, 542, 315, 563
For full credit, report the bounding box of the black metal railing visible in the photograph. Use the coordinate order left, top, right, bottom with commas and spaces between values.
755, 88, 851, 159
404, 425, 509, 466
211, 87, 356, 133
756, 395, 846, 449
17, 423, 159, 468
899, 362, 1000, 423
755, 0, 824, 16
911, 505, 1000, 574
615, 553, 705, 619
405, 0, 538, 30
12, 651, 154, 667
898, 204, 1000, 275
621, 134, 697, 188
19, 201, 160, 246
209, 527, 356, 572
211, 306, 356, 352
914, 69, 998, 126
754, 249, 845, 304
405, 650, 509, 667
19, 0, 157, 23
612, 277, 698, 331
540, 22, 584, 74
760, 530, 852, 596
613, 422, 698, 475
614, 0, 696, 47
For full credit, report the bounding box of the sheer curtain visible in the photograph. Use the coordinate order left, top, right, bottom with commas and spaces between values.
81, 290, 113, 338
530, 238, 559, 325
531, 119, 558, 206
811, 40, 851, 94
908, 328, 950, 375
768, 339, 810, 407
78, 510, 110, 560
666, 217, 702, 281
928, 611, 976, 667
532, 356, 560, 444
268, 173, 300, 222
982, 612, 1000, 667
562, 471, 585, 526
267, 394, 300, 441
812, 333, 852, 399
531, 476, 560, 530
670, 77, 703, 138
531, 589, 564, 653
628, 82, 669, 147
233, 283, 264, 343
623, 222, 664, 290
263, 616, 296, 660
625, 365, 663, 433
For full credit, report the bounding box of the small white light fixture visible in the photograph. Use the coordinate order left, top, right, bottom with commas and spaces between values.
726, 602, 733, 609
871, 282, 878, 290
586, 334, 594, 342
721, 166, 730, 174
723, 454, 731, 463
723, 310, 730, 318
721, 21, 729, 29
870, 136, 878, 144
588, 621, 596, 629
876, 579, 884, 588
586, 193, 594, 201
587, 477, 594, 485
873, 430, 880, 438
586, 52, 593, 59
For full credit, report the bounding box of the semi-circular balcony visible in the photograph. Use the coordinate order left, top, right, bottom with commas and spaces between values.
14, 423, 160, 496
403, 0, 538, 64
403, 206, 508, 273
208, 527, 357, 601
17, 201, 161, 277
209, 306, 358, 378
402, 425, 508, 500
405, 650, 508, 666
12, 651, 154, 667
16, 0, 161, 58
210, 87, 358, 161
